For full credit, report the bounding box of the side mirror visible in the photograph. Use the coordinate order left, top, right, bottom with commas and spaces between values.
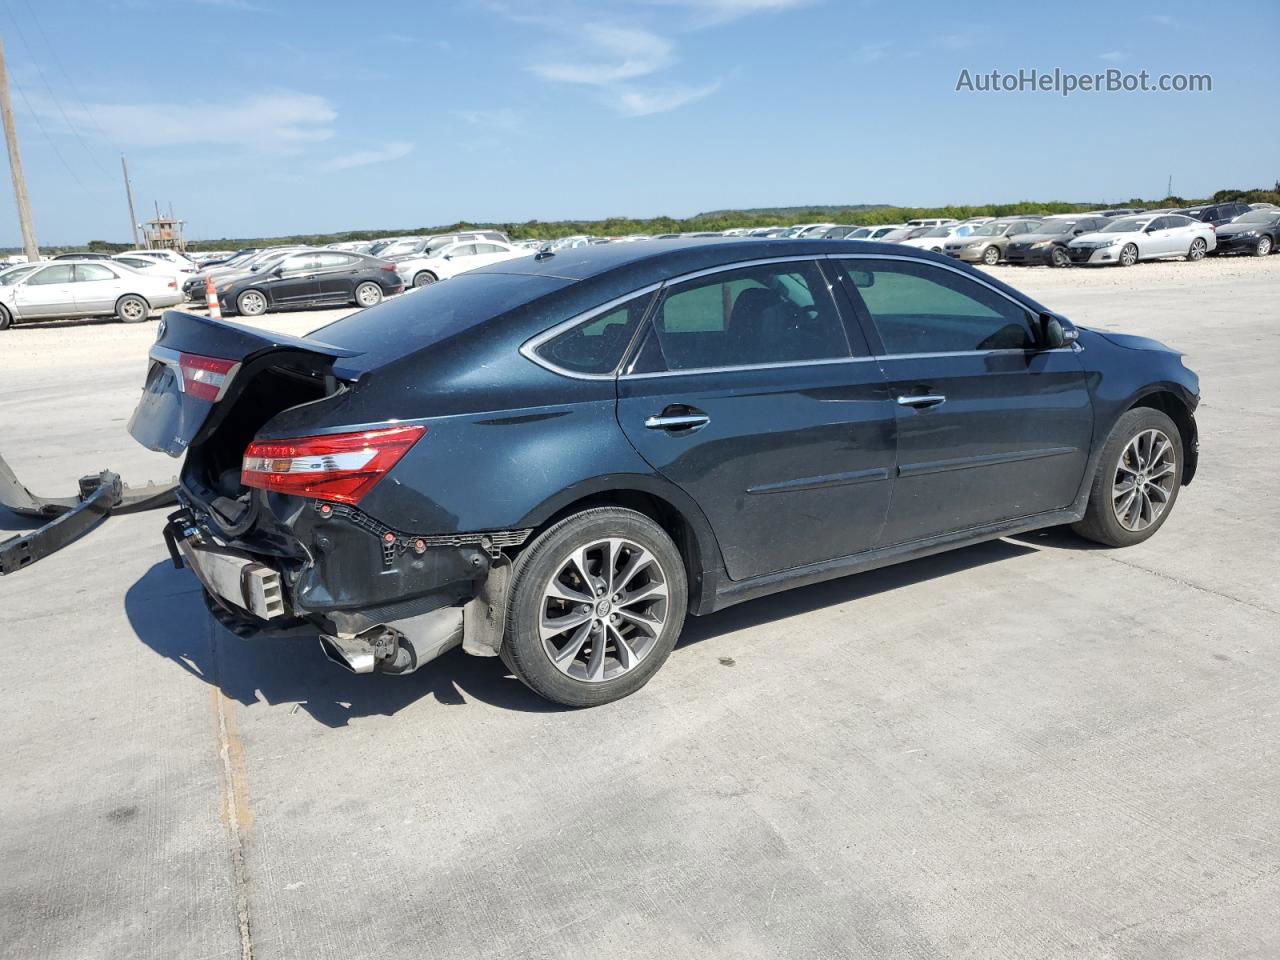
271, 266, 284, 277
1039, 312, 1077, 349
847, 269, 875, 289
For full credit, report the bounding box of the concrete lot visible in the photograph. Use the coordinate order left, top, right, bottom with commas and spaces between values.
2, 256, 1278, 959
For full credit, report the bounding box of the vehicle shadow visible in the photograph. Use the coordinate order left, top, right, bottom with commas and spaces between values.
1009, 526, 1104, 551
124, 538, 1038, 727
677, 538, 1037, 648
123, 560, 564, 728
0, 507, 36, 532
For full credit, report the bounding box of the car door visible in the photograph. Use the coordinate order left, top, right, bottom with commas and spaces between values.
1165, 215, 1200, 254
831, 255, 1093, 546
267, 253, 321, 305
616, 258, 897, 581
11, 264, 78, 318
72, 262, 127, 314
312, 253, 360, 302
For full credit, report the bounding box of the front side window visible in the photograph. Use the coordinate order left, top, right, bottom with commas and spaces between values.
644, 261, 849, 372
838, 259, 1036, 354
535, 291, 656, 375
74, 264, 118, 281
27, 265, 76, 285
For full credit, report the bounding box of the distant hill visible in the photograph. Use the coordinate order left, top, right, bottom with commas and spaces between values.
694, 204, 890, 218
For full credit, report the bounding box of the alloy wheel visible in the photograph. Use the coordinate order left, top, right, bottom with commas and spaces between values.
539, 538, 669, 684
1112, 428, 1177, 532
239, 291, 266, 315
1256, 236, 1272, 257
1188, 239, 1206, 261
982, 245, 1000, 265
119, 297, 146, 321
1120, 244, 1138, 266
356, 283, 382, 306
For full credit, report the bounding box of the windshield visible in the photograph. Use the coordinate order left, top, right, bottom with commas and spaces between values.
1236, 210, 1278, 224
1038, 220, 1076, 235
923, 226, 952, 237
1102, 217, 1150, 233
0, 264, 38, 285
971, 222, 1011, 236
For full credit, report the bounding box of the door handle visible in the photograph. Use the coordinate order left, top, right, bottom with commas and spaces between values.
897, 394, 946, 409
645, 412, 710, 431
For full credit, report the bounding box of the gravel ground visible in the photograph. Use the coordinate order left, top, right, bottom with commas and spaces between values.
1, 252, 1278, 960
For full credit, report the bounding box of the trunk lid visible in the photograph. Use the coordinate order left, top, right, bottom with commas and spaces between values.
128, 309, 362, 458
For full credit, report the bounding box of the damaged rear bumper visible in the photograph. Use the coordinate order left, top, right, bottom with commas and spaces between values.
165, 500, 526, 675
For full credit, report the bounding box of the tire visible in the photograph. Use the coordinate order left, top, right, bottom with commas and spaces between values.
412, 271, 437, 288
1049, 245, 1071, 268
1186, 238, 1207, 261
0, 305, 11, 331
1256, 235, 1273, 257
1071, 407, 1183, 548
501, 507, 688, 707
981, 245, 1000, 266
1118, 243, 1139, 267
236, 289, 268, 317
354, 282, 383, 308
116, 294, 150, 324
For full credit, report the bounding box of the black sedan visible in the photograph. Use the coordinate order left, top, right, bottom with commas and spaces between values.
1211, 210, 1280, 256
129, 239, 1200, 706
217, 250, 403, 316
1005, 216, 1112, 267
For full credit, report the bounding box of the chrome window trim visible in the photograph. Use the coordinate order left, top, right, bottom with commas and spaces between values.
519, 282, 663, 381
519, 253, 1067, 382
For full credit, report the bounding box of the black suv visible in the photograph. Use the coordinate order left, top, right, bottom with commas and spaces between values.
1174, 202, 1252, 228
129, 239, 1200, 706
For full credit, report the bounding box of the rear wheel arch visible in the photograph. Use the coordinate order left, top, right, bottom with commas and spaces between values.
1127, 389, 1198, 485
516, 479, 725, 613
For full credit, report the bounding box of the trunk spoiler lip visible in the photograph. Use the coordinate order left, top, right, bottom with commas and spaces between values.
153, 309, 366, 361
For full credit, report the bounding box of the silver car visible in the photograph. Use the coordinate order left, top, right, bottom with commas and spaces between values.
0, 259, 182, 330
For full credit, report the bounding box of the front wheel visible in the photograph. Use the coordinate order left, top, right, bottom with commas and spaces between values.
236, 289, 268, 317
116, 294, 150, 323
1255, 235, 1273, 257
412, 271, 437, 288
1071, 407, 1183, 548
1118, 243, 1139, 267
501, 507, 688, 707
1049, 245, 1071, 268
0, 305, 11, 331
1186, 238, 1207, 261
354, 282, 383, 307
981, 245, 1000, 266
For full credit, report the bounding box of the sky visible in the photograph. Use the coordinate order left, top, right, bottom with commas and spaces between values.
1, 0, 1277, 244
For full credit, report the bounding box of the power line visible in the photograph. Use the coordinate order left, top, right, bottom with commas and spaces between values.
5, 69, 82, 187
1, 1, 105, 180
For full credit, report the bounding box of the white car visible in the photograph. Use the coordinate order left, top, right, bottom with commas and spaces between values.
113, 254, 185, 282
1066, 214, 1216, 266
395, 240, 525, 288
0, 259, 182, 330
122, 249, 197, 273
898, 223, 977, 252
845, 224, 905, 241
905, 217, 957, 228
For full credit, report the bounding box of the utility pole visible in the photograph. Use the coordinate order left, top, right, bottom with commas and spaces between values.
121, 156, 139, 248
0, 33, 38, 262
1166, 174, 1173, 198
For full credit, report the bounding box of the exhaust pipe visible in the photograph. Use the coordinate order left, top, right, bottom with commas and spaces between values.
318, 607, 464, 676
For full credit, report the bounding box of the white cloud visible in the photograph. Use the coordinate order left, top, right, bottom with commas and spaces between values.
613, 81, 721, 116
531, 25, 673, 85
29, 92, 336, 151
647, 0, 816, 25
456, 108, 527, 135
318, 141, 413, 172
1098, 50, 1127, 62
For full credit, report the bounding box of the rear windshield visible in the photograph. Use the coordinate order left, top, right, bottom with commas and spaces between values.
312, 272, 572, 370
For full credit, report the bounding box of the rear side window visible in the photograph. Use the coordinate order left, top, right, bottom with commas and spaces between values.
534, 292, 656, 375
838, 259, 1035, 353
74, 264, 117, 281
645, 261, 850, 371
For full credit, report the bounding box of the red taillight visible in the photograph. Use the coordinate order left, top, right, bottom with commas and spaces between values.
381, 263, 397, 272
179, 352, 238, 402
168, 281, 177, 288
241, 425, 425, 505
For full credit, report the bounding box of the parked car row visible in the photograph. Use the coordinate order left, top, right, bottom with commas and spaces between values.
0, 257, 183, 330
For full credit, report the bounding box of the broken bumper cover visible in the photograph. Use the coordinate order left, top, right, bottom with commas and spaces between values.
165, 502, 527, 674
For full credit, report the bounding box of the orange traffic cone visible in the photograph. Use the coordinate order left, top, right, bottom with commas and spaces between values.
205, 275, 222, 321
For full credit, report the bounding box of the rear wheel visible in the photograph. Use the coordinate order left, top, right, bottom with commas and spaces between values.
412, 271, 437, 288
1072, 407, 1183, 548
1186, 238, 1207, 261
1118, 243, 1139, 267
0, 305, 11, 330
501, 507, 688, 707
1255, 235, 1273, 257
981, 245, 1000, 266
236, 289, 267, 317
116, 294, 149, 323
354, 282, 383, 307
1049, 245, 1071, 268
